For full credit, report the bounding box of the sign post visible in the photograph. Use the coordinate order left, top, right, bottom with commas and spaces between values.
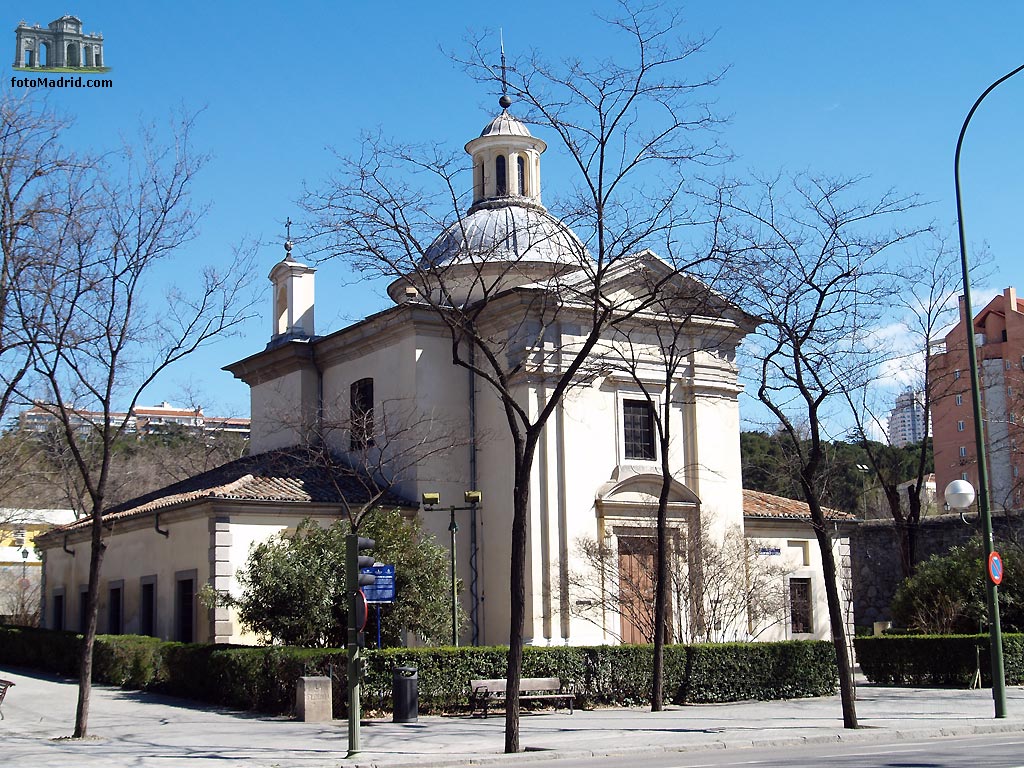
361, 564, 396, 648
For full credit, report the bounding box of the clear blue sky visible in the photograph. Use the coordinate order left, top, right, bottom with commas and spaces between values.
9, 2, 1024, 422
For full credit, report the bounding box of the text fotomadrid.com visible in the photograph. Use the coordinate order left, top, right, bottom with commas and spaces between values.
11, 75, 113, 89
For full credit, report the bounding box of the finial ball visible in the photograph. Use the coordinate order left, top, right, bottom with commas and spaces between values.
499, 94, 512, 109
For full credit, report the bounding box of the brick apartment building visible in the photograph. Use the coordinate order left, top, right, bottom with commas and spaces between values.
929, 287, 1024, 510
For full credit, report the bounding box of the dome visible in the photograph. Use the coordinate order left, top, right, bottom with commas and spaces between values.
386, 104, 587, 306
478, 109, 534, 139
420, 204, 586, 269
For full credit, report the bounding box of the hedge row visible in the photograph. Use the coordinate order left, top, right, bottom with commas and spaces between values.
0, 626, 836, 716
854, 634, 1024, 686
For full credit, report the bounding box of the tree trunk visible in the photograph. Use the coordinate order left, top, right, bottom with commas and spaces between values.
651, 439, 673, 711
504, 438, 537, 754
812, 520, 857, 728
73, 510, 106, 737
905, 485, 922, 576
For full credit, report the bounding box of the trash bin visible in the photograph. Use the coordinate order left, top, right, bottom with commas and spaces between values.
393, 666, 418, 723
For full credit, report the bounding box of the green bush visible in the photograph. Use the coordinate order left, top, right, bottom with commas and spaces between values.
0, 626, 81, 676
93, 634, 166, 688
890, 538, 1024, 634
0, 625, 836, 716
855, 634, 1024, 686
681, 641, 836, 702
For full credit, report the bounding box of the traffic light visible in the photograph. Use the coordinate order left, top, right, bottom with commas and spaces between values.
346, 535, 375, 631
346, 534, 375, 755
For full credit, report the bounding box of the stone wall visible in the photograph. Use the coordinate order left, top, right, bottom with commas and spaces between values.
850, 511, 1024, 629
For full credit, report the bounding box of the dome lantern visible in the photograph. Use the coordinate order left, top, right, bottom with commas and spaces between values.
465, 108, 546, 211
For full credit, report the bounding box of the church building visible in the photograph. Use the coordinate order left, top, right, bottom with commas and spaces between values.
36, 95, 853, 647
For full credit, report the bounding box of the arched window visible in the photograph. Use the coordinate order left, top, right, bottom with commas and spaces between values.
517, 156, 526, 196
350, 378, 374, 449
495, 155, 507, 195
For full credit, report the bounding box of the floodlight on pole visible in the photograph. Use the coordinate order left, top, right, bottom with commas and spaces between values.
421, 491, 483, 646
952, 62, 1024, 719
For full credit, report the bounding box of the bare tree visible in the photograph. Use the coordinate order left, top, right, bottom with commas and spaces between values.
0, 91, 94, 517
842, 235, 965, 577
20, 109, 258, 738
0, 564, 40, 626
305, 4, 728, 751
569, 518, 790, 644
727, 173, 924, 729
694, 524, 792, 642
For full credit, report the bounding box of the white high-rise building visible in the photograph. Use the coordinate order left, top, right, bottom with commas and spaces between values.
887, 389, 928, 447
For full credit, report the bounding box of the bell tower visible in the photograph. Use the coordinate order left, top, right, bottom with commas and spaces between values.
268, 222, 316, 345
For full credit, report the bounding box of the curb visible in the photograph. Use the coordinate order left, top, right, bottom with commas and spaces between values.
352, 720, 1024, 768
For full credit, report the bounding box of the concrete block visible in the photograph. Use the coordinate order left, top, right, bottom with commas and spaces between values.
296, 676, 332, 722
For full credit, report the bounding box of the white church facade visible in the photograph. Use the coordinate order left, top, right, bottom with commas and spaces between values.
36, 98, 854, 647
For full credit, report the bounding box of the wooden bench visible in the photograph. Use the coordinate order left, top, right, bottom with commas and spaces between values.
0, 679, 14, 720
469, 677, 575, 718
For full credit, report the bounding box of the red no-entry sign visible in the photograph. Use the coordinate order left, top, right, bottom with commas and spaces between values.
988, 551, 1004, 586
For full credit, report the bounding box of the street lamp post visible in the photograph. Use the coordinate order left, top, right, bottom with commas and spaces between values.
953, 62, 1024, 719
856, 463, 871, 518
422, 491, 482, 646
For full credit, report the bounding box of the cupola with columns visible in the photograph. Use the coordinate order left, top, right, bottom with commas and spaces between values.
465, 97, 546, 212
386, 87, 588, 307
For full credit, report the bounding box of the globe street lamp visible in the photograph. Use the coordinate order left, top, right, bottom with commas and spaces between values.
953, 63, 1024, 719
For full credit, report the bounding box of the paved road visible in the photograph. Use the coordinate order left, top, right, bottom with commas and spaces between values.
543, 733, 1024, 768
2, 666, 1023, 767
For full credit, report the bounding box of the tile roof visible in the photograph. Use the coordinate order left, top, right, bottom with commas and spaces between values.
742, 489, 856, 521
42, 447, 417, 536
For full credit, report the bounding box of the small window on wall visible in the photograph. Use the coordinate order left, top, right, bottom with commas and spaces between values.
957, 420, 966, 432
960, 446, 968, 458
623, 399, 656, 460
108, 582, 123, 634
175, 571, 196, 643
954, 370, 961, 380
789, 577, 812, 634
52, 592, 65, 631
956, 394, 963, 406
350, 378, 374, 450
517, 155, 526, 195
140, 576, 157, 637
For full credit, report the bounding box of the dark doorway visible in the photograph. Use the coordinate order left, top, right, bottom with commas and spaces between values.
175, 577, 195, 642
140, 580, 156, 636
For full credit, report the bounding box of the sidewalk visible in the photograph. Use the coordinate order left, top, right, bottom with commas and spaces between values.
2, 665, 1022, 768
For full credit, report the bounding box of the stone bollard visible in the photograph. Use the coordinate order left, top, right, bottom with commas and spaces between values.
296, 676, 332, 722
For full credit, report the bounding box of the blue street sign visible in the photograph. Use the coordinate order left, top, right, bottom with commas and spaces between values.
361, 564, 396, 603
